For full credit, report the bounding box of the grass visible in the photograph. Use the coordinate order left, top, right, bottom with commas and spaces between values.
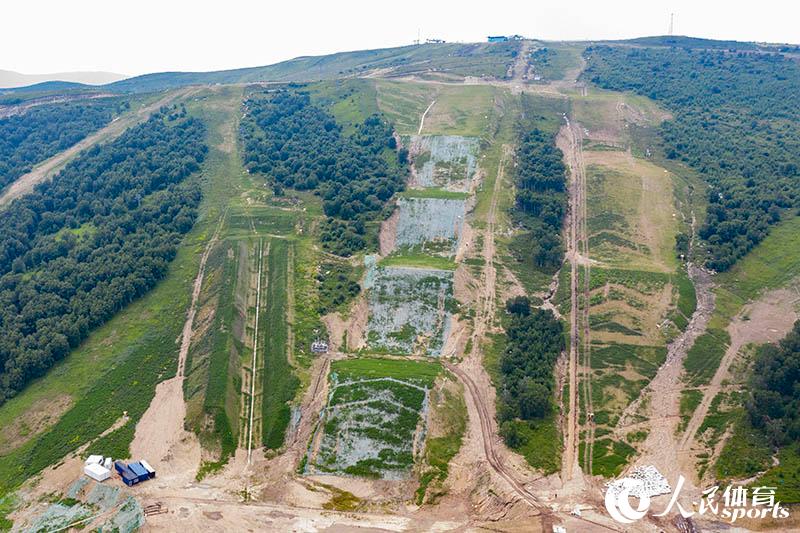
751, 442, 800, 504
584, 155, 679, 273
321, 484, 361, 511
715, 416, 772, 481
317, 260, 363, 315
420, 85, 498, 137
713, 214, 800, 327
331, 357, 440, 386
530, 44, 583, 81
678, 388, 703, 433
415, 376, 467, 504
683, 329, 730, 386
261, 239, 299, 449
398, 188, 469, 200
309, 79, 381, 134
184, 240, 242, 471
380, 252, 457, 271
581, 438, 637, 477
312, 357, 441, 478
508, 416, 562, 475
374, 80, 438, 136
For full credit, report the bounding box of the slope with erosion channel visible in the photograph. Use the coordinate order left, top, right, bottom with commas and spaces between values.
560, 87, 697, 479
299, 84, 484, 489
678, 215, 800, 486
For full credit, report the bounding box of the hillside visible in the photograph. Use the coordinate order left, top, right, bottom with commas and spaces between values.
0, 69, 127, 89
104, 41, 521, 92
2, 34, 800, 533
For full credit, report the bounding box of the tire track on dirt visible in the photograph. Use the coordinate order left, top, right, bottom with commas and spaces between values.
450, 144, 543, 509
444, 362, 542, 509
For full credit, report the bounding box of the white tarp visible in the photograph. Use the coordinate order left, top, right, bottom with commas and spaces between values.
84, 463, 111, 482
85, 455, 103, 466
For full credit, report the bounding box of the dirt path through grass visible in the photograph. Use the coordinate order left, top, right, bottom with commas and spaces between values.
417, 99, 437, 135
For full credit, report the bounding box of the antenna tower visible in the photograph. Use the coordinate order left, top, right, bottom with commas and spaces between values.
668, 13, 674, 35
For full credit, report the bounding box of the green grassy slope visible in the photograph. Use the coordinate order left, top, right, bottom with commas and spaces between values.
106, 42, 521, 93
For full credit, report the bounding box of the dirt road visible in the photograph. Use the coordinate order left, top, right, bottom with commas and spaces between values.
444, 363, 541, 509
447, 144, 546, 510
0, 88, 192, 210
558, 117, 593, 480
417, 99, 436, 135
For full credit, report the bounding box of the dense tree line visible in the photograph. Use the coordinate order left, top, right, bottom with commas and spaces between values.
0, 100, 122, 191
498, 297, 564, 443
511, 128, 567, 273
748, 320, 800, 446
584, 46, 800, 270
240, 90, 405, 256
0, 109, 207, 403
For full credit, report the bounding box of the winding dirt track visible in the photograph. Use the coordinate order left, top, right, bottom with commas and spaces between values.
417, 99, 436, 135
444, 362, 542, 509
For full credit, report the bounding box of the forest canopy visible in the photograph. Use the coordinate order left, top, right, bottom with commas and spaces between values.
510, 127, 567, 274
0, 99, 123, 191
240, 90, 405, 256
497, 298, 564, 448
0, 107, 207, 403
584, 46, 800, 271
748, 320, 800, 447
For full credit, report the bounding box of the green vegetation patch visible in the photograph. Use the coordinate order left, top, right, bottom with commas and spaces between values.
380, 252, 457, 271
261, 239, 299, 449
365, 262, 456, 355
751, 443, 800, 504
683, 329, 730, 387
317, 260, 363, 315
678, 389, 703, 433
308, 357, 440, 479
415, 377, 467, 504
582, 438, 636, 477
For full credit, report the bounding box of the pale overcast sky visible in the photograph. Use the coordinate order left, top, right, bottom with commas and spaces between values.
4, 0, 799, 76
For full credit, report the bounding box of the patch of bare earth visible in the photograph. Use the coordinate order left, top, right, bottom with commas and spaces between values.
321, 295, 368, 352
379, 207, 399, 256
0, 394, 72, 453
